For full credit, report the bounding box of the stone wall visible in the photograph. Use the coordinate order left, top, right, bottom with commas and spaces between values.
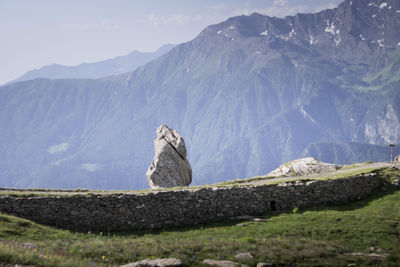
0, 173, 383, 231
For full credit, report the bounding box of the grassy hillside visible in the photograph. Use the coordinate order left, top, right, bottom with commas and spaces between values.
0, 168, 399, 266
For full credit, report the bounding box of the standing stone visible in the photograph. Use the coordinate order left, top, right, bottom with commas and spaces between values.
146, 125, 192, 188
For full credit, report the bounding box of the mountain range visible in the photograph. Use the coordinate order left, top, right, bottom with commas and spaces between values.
7, 44, 176, 84
1, 0, 399, 189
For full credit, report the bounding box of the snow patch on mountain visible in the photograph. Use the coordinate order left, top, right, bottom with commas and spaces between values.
300, 106, 318, 125
379, 2, 387, 9
289, 28, 296, 37
335, 31, 341, 46
325, 21, 341, 46
309, 35, 316, 45
325, 21, 336, 34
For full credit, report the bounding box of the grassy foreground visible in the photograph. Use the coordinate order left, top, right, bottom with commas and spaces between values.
0, 171, 399, 266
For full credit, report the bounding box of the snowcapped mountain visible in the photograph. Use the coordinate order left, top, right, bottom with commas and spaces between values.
0, 0, 399, 189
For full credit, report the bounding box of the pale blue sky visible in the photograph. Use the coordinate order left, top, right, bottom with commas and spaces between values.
0, 0, 342, 84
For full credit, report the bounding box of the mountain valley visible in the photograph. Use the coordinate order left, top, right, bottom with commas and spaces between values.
0, 0, 399, 189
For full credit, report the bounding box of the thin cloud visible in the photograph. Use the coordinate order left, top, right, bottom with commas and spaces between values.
64, 19, 119, 32
273, 0, 287, 6
48, 143, 70, 154
81, 163, 101, 172
166, 14, 191, 24
139, 13, 203, 26
138, 2, 340, 28
232, 2, 338, 18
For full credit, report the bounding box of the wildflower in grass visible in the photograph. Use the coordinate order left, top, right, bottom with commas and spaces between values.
102, 255, 106, 260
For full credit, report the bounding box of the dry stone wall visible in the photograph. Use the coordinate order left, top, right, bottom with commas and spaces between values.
0, 173, 383, 231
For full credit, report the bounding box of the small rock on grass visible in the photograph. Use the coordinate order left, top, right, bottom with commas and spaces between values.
120, 258, 184, 267
257, 263, 274, 267
234, 215, 254, 220
234, 252, 253, 261
252, 218, 268, 222
202, 259, 248, 267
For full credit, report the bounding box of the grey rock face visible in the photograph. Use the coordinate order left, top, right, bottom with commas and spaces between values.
120, 258, 184, 267
146, 125, 192, 188
268, 157, 339, 177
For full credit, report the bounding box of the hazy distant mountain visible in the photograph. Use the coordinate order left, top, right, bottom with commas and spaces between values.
9, 44, 176, 83
0, 0, 399, 190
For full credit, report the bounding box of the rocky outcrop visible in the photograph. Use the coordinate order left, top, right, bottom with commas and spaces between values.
267, 157, 339, 177
146, 125, 192, 188
395, 155, 400, 162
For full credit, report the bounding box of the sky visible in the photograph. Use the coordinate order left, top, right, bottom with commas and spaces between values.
0, 0, 343, 85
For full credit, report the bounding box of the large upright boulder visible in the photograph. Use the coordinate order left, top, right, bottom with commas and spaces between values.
146, 125, 192, 188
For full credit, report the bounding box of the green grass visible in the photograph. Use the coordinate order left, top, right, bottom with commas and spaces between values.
0, 188, 399, 266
